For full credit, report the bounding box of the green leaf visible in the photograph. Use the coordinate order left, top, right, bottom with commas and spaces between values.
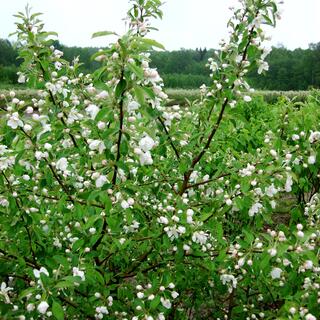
92, 31, 117, 38
134, 86, 146, 105
84, 214, 101, 229
115, 79, 127, 100
95, 107, 110, 122
55, 281, 75, 289
42, 31, 58, 38
139, 38, 165, 50
19, 287, 36, 300
62, 276, 82, 283
142, 87, 156, 99
150, 295, 161, 309
72, 239, 84, 252
52, 300, 64, 320
127, 63, 144, 79
99, 192, 112, 211
30, 12, 43, 20
53, 255, 69, 269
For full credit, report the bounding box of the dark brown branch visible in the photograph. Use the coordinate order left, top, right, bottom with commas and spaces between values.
179, 18, 258, 196
45, 160, 74, 204
157, 116, 180, 160
0, 248, 38, 268
116, 246, 153, 278
179, 97, 229, 195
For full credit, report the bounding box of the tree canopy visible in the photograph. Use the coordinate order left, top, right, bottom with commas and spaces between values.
0, 38, 319, 90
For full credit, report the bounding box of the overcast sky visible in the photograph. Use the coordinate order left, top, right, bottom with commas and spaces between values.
1, 0, 319, 50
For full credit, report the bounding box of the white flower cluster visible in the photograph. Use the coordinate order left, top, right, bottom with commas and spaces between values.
192, 231, 209, 245
86, 104, 100, 120
309, 131, 320, 144
265, 183, 278, 197
220, 274, 237, 293
73, 267, 85, 281
7, 112, 23, 129
0, 281, 13, 304
164, 225, 186, 240
248, 202, 263, 217
239, 163, 255, 177
123, 220, 140, 233
135, 282, 178, 312
135, 134, 156, 165
285, 174, 293, 192
95, 306, 109, 319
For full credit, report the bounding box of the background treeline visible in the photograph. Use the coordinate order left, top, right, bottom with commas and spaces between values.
1, 38, 319, 90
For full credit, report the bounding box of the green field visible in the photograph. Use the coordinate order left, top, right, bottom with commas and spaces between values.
0, 86, 316, 106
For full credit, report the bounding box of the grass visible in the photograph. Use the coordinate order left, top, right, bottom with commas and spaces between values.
0, 82, 317, 107
166, 88, 315, 105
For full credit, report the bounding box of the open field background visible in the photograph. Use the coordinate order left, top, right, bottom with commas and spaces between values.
0, 86, 317, 105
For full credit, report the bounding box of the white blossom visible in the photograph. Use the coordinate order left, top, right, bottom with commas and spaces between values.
89, 140, 106, 154
309, 131, 320, 143
308, 155, 316, 164
73, 267, 85, 281
285, 174, 293, 192
121, 200, 130, 209
249, 202, 263, 217
220, 274, 237, 292
137, 292, 144, 299
158, 313, 165, 320
157, 216, 169, 224
0, 282, 13, 304
56, 157, 68, 171
96, 175, 107, 188
304, 260, 313, 270
26, 303, 35, 312
139, 135, 155, 152
160, 297, 172, 309
192, 231, 208, 245
305, 314, 316, 320
37, 301, 49, 314
168, 283, 175, 289
7, 112, 23, 129
127, 101, 140, 113
53, 49, 63, 58
33, 267, 49, 278
257, 60, 269, 74
292, 134, 300, 141
18, 73, 26, 83
96, 90, 109, 100
183, 244, 190, 251
289, 307, 296, 315
139, 151, 153, 165
67, 108, 84, 124
85, 104, 100, 120
96, 306, 109, 315
268, 248, 277, 257
265, 184, 278, 197
270, 149, 277, 157
270, 267, 282, 279
97, 121, 106, 130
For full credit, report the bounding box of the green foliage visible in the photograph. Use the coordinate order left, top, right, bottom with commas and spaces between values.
1, 40, 320, 90
0, 2, 319, 320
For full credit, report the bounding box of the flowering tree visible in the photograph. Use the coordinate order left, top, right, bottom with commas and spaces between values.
0, 0, 319, 319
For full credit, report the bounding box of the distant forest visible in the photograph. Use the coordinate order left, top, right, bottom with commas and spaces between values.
1, 38, 319, 90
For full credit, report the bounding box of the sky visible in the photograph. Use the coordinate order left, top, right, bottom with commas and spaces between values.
1, 0, 319, 51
